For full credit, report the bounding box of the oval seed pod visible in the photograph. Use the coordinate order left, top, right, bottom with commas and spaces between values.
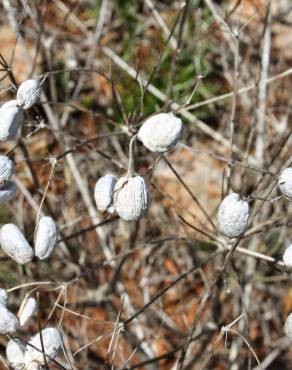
0, 181, 17, 203
24, 327, 62, 365
217, 193, 249, 238
0, 100, 23, 141
0, 305, 20, 334
284, 313, 292, 341
0, 224, 34, 264
113, 176, 149, 221
283, 244, 292, 267
94, 174, 116, 212
138, 112, 183, 153
0, 288, 8, 306
278, 168, 292, 200
17, 79, 41, 109
18, 297, 38, 326
6, 338, 25, 370
0, 155, 14, 185
34, 216, 58, 260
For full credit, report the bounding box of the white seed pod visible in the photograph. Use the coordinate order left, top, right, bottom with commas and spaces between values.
6, 338, 25, 369
34, 216, 58, 260
283, 244, 292, 267
217, 193, 249, 238
0, 155, 14, 185
0, 305, 20, 334
278, 168, 292, 200
0, 288, 8, 306
18, 297, 38, 326
94, 174, 116, 212
284, 313, 292, 341
138, 112, 183, 153
0, 180, 17, 203
113, 176, 149, 221
0, 100, 23, 141
24, 327, 62, 365
17, 79, 41, 109
0, 224, 34, 264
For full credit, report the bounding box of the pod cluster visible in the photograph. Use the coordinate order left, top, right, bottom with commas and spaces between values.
94, 112, 183, 221
6, 327, 61, 370
0, 79, 41, 142
0, 216, 58, 265
0, 290, 38, 336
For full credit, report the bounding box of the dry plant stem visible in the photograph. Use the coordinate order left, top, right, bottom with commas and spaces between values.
139, 4, 185, 114
255, 3, 272, 167
166, 0, 190, 100
226, 32, 240, 194
127, 135, 137, 177
33, 159, 57, 243
123, 251, 221, 326
177, 238, 243, 369
179, 144, 273, 175
37, 292, 49, 370
59, 0, 109, 128
199, 313, 246, 370
178, 66, 292, 112
144, 0, 178, 49
163, 156, 216, 230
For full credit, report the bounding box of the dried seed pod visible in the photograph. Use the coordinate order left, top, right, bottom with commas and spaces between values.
17, 79, 41, 109
24, 327, 62, 365
113, 176, 149, 221
34, 216, 58, 260
0, 224, 34, 264
18, 297, 38, 326
0, 181, 17, 203
285, 313, 292, 341
0, 100, 23, 141
0, 305, 20, 334
6, 338, 25, 370
0, 155, 14, 185
217, 193, 249, 238
278, 168, 292, 200
283, 244, 292, 267
0, 288, 8, 306
138, 113, 183, 153
94, 174, 116, 212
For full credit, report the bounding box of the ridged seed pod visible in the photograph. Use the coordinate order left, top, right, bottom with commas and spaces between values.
278, 168, 292, 200
24, 327, 62, 365
17, 79, 41, 109
0, 305, 20, 334
0, 100, 23, 141
34, 216, 58, 260
94, 174, 116, 213
138, 113, 183, 153
18, 297, 38, 326
285, 313, 292, 341
0, 224, 34, 264
217, 193, 249, 238
113, 176, 149, 221
0, 288, 8, 306
6, 339, 25, 370
283, 244, 292, 267
0, 181, 17, 203
0, 155, 14, 185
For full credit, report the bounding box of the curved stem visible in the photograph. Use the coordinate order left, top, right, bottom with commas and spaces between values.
127, 134, 137, 177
